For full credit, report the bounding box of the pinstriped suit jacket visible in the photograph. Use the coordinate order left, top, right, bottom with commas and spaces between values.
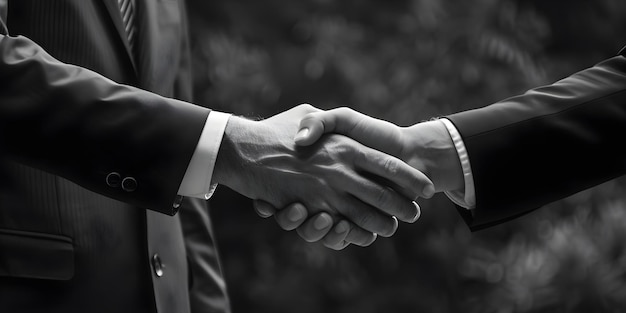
0, 1, 230, 312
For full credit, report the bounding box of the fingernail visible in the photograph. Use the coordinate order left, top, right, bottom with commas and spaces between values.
335, 220, 350, 234
257, 210, 272, 218
287, 206, 306, 222
422, 184, 435, 198
314, 214, 332, 230
294, 128, 310, 142
410, 201, 422, 223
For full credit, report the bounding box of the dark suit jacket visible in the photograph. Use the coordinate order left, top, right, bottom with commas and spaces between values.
0, 1, 230, 312
447, 52, 626, 231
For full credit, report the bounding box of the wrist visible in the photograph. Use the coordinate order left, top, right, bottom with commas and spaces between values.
402, 120, 464, 193
213, 116, 252, 190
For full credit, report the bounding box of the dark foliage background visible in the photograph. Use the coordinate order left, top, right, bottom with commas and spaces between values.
186, 0, 626, 312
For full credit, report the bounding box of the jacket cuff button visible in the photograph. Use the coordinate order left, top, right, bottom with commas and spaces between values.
106, 172, 121, 188
121, 177, 138, 192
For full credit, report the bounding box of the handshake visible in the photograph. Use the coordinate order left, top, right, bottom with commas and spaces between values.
212, 104, 465, 250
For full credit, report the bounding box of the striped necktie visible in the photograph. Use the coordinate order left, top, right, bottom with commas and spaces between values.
118, 0, 137, 57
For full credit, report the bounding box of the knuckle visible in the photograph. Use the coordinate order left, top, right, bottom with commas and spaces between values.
335, 107, 351, 115
350, 147, 366, 165
382, 157, 399, 176
299, 113, 316, 124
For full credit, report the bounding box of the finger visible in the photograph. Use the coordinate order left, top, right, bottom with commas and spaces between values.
295, 108, 403, 154
295, 108, 364, 146
323, 220, 351, 249
325, 220, 378, 249
253, 200, 276, 218
296, 212, 334, 242
356, 146, 435, 200
338, 169, 419, 226
325, 241, 350, 251
329, 193, 398, 237
346, 227, 377, 247
273, 203, 309, 231
412, 201, 422, 222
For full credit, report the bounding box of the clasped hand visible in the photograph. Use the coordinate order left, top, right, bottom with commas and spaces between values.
213, 104, 435, 250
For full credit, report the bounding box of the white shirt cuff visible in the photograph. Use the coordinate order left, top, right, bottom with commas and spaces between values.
177, 111, 231, 199
438, 118, 476, 209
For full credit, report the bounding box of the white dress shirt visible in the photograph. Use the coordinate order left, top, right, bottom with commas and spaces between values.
177, 111, 230, 199
439, 119, 476, 209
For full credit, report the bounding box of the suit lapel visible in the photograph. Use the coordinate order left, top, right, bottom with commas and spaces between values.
100, 0, 182, 94
100, 0, 137, 73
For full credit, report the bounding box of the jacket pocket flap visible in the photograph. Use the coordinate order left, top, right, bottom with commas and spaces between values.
0, 228, 74, 280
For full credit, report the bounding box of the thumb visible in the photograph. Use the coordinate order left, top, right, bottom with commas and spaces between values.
294, 107, 370, 146
294, 112, 331, 146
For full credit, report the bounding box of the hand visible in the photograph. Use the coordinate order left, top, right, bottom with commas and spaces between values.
294, 107, 464, 192
255, 107, 465, 249
213, 104, 434, 248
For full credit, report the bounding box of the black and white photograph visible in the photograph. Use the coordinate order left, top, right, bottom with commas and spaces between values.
1, 0, 626, 312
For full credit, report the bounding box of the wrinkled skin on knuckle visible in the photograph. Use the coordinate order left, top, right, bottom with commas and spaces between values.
297, 103, 315, 111
382, 157, 399, 177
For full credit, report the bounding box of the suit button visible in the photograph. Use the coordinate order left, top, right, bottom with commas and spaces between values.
152, 253, 164, 277
121, 177, 138, 192
106, 172, 121, 187
172, 195, 184, 209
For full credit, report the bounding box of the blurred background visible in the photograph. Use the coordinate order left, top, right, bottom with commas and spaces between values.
186, 0, 626, 312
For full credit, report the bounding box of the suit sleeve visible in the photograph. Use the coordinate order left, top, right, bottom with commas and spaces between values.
0, 34, 211, 215
447, 54, 626, 231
